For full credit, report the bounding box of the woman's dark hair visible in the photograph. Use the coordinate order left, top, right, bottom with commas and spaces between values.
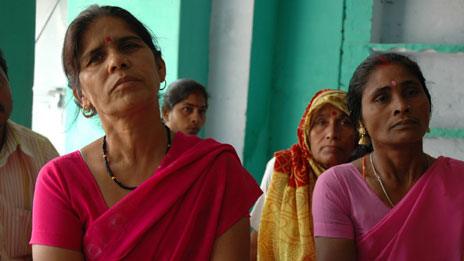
0, 48, 8, 78
347, 52, 432, 125
162, 79, 208, 112
62, 5, 163, 117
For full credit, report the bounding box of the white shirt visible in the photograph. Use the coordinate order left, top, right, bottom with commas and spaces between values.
0, 120, 58, 260
250, 157, 275, 231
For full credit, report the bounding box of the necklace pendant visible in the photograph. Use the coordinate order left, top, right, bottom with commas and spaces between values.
101, 124, 172, 191
369, 154, 395, 208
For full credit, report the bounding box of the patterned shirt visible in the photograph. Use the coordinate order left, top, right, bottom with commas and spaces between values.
0, 120, 58, 260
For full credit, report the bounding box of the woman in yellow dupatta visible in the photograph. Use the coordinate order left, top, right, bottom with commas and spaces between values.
250, 89, 359, 260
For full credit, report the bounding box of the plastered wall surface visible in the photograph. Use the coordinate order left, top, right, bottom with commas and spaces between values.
33, 0, 68, 153
205, 0, 255, 160
371, 0, 464, 44
424, 138, 464, 160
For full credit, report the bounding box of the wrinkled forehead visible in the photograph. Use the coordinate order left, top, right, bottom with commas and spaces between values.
306, 98, 348, 125
309, 103, 347, 125
363, 64, 422, 94
313, 103, 345, 116
79, 16, 137, 56
369, 63, 419, 83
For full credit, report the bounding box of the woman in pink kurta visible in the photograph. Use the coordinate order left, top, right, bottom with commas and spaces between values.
31, 5, 261, 260
312, 53, 464, 260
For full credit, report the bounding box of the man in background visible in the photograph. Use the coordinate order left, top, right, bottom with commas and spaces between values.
0, 48, 58, 260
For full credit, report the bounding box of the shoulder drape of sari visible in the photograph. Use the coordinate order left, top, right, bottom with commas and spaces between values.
83, 136, 261, 260
258, 145, 317, 261
358, 157, 464, 261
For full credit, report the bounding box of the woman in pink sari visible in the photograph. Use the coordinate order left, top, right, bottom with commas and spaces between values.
312, 53, 464, 260
30, 5, 261, 260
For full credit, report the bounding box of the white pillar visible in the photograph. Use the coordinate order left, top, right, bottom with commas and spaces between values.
206, 0, 255, 160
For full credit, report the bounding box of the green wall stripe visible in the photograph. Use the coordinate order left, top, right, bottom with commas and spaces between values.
243, 0, 279, 180
368, 43, 464, 53
339, 0, 373, 89
0, 2, 36, 127
177, 0, 211, 86
427, 128, 464, 139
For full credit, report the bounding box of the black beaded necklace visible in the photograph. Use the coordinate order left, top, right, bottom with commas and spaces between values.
102, 125, 172, 190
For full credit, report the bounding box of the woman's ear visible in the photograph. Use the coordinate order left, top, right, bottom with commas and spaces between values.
72, 87, 83, 105
73, 87, 91, 109
156, 58, 166, 82
162, 108, 170, 123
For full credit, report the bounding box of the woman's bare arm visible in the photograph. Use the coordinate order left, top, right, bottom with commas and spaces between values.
315, 237, 357, 261
211, 217, 250, 261
250, 230, 258, 261
33, 245, 84, 261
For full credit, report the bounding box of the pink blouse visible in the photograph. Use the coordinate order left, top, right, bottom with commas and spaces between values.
312, 162, 390, 240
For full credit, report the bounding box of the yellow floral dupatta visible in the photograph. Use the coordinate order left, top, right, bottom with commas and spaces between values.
258, 89, 349, 261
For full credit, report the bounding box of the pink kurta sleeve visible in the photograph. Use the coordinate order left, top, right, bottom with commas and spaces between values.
30, 156, 84, 250
215, 151, 262, 237
312, 165, 354, 239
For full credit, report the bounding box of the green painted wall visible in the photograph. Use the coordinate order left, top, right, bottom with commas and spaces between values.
339, 0, 373, 89
0, 2, 36, 127
244, 0, 345, 180
176, 0, 211, 139
243, 0, 279, 180
65, 0, 182, 151
177, 0, 211, 86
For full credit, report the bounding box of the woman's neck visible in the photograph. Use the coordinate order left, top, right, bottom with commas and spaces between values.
100, 105, 168, 165
370, 142, 428, 185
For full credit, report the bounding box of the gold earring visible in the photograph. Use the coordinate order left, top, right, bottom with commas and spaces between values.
358, 124, 370, 145
82, 104, 96, 118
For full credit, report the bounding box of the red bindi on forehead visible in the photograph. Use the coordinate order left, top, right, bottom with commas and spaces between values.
376, 55, 391, 66
331, 111, 338, 116
391, 80, 398, 87
104, 36, 112, 45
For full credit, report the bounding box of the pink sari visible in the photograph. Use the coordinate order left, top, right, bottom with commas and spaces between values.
358, 157, 464, 260
82, 135, 261, 260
